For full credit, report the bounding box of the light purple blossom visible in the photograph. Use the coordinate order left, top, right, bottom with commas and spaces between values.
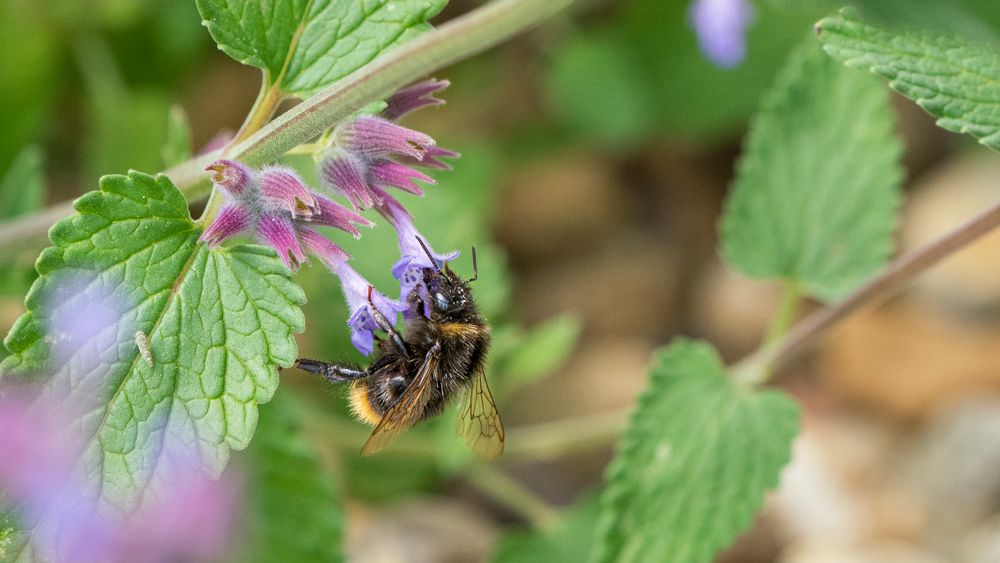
334, 116, 434, 161
301, 228, 406, 355
373, 187, 458, 313
688, 0, 755, 68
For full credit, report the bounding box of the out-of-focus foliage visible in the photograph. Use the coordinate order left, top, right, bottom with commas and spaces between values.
493, 494, 601, 563
546, 0, 829, 143
240, 390, 344, 563
0, 148, 44, 300
722, 37, 902, 301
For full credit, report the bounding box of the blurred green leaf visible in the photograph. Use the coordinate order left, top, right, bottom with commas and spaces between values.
620, 0, 828, 139
721, 38, 902, 301
547, 29, 657, 147
496, 314, 581, 392
819, 8, 1000, 152
241, 391, 344, 563
493, 494, 601, 563
840, 0, 1000, 43
161, 105, 193, 168
594, 339, 799, 563
2, 172, 304, 518
196, 0, 446, 98
0, 146, 45, 299
0, 147, 44, 220
0, 3, 58, 175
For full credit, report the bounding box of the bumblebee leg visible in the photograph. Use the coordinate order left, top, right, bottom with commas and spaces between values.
367, 285, 411, 357
295, 358, 368, 383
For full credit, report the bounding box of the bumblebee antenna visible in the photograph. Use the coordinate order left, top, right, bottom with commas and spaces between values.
467, 245, 478, 283
415, 236, 443, 274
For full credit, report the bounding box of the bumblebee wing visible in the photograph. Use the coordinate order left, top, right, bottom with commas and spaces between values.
361, 345, 440, 456
456, 369, 504, 459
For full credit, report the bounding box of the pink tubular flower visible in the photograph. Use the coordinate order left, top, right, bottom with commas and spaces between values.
317, 79, 457, 211
380, 79, 449, 121
200, 160, 368, 270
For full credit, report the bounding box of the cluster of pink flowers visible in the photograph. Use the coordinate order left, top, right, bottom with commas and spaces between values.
200, 79, 458, 355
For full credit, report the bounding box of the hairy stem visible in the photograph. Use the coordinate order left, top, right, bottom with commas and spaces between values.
734, 199, 1000, 382
0, 0, 576, 246
230, 82, 285, 147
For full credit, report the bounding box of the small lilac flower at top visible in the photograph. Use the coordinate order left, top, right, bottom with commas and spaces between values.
200, 159, 370, 270
300, 229, 406, 356
318, 79, 458, 211
688, 0, 755, 69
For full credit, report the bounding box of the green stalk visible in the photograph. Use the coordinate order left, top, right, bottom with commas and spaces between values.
0, 0, 577, 245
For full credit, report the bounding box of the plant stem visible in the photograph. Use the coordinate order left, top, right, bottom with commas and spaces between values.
230, 82, 284, 147
0, 0, 577, 246
737, 281, 800, 386
734, 199, 1000, 381
466, 464, 561, 530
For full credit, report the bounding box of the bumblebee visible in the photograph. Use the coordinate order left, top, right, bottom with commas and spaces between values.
296, 245, 504, 459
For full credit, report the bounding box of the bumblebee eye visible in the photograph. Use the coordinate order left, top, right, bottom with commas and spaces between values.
434, 292, 450, 310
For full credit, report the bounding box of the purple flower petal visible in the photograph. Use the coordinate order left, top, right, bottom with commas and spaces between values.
259, 167, 319, 219
369, 159, 435, 196
205, 159, 253, 196
319, 148, 376, 210
299, 227, 351, 266
336, 116, 435, 161
323, 259, 406, 356
200, 205, 252, 247
307, 195, 373, 238
399, 145, 459, 171
380, 79, 449, 121
688, 0, 755, 68
258, 213, 306, 270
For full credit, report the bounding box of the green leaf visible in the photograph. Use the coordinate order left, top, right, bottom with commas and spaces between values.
161, 105, 193, 168
546, 29, 657, 147
241, 391, 344, 563
818, 9, 1000, 152
0, 146, 43, 219
196, 0, 447, 98
493, 494, 601, 563
721, 38, 902, 301
1, 171, 305, 518
0, 146, 45, 302
495, 314, 581, 393
593, 339, 799, 563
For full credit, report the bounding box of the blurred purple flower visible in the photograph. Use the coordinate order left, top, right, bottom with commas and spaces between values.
688, 0, 755, 68
0, 393, 240, 562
